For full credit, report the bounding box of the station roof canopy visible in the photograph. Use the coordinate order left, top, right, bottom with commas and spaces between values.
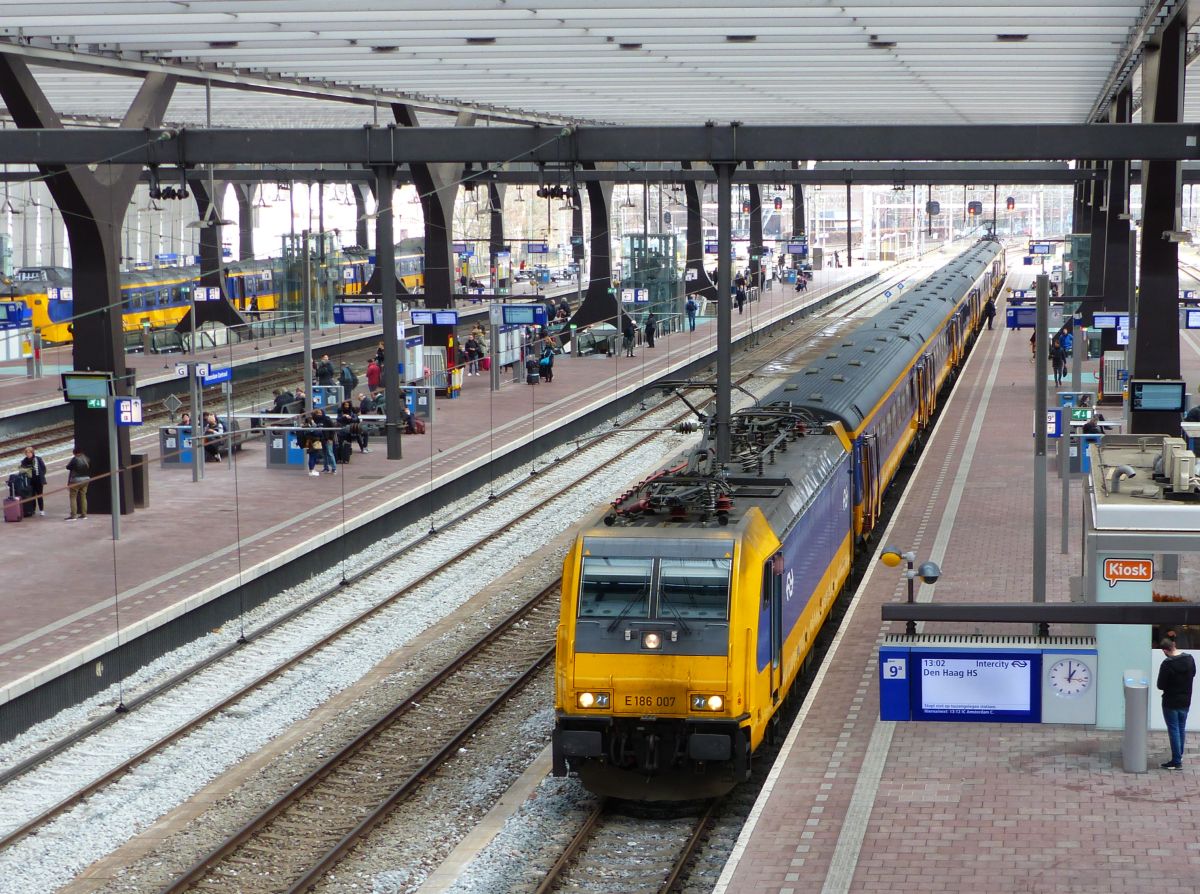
0, 1, 1196, 130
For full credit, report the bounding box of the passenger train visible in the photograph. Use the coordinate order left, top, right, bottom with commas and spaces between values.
552, 240, 1006, 800
2, 239, 425, 344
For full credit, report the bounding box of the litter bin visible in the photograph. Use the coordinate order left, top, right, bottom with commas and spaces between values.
130, 453, 150, 509
1122, 669, 1149, 773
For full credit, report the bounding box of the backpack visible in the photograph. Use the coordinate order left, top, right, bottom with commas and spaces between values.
72, 455, 90, 477
340, 365, 357, 390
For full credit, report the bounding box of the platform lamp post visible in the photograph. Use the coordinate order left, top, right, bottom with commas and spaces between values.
880, 546, 941, 636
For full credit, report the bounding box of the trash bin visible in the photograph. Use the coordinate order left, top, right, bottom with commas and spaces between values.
1122, 669, 1149, 773
130, 453, 150, 509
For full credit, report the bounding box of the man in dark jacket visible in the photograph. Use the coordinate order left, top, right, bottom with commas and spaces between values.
1157, 638, 1196, 769
315, 354, 336, 386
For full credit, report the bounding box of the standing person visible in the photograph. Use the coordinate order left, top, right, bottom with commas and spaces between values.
19, 446, 46, 516
315, 354, 336, 387
983, 297, 997, 331
464, 332, 483, 376
622, 315, 637, 357
734, 285, 746, 315
353, 394, 372, 452
539, 341, 555, 383
366, 357, 382, 395
339, 360, 358, 397
312, 408, 338, 473
1158, 638, 1196, 770
375, 341, 386, 367
1050, 336, 1067, 388
685, 295, 698, 332
247, 295, 260, 322
65, 448, 90, 520
644, 311, 657, 349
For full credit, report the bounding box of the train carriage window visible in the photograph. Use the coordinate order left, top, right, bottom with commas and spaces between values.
659, 557, 731, 620
578, 557, 652, 619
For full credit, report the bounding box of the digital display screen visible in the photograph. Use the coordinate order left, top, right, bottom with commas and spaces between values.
1187, 310, 1200, 330
62, 373, 111, 401
526, 243, 549, 254
1029, 243, 1053, 255
786, 242, 809, 255
1131, 380, 1186, 412
1092, 313, 1119, 329
335, 305, 376, 324
912, 652, 1040, 722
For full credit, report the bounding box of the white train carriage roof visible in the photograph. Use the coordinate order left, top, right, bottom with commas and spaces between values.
767, 240, 1003, 434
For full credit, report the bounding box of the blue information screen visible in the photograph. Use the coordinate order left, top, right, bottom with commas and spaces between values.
911, 651, 1041, 723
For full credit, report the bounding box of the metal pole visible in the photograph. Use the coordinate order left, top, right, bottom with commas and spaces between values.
188, 294, 202, 483
716, 163, 733, 466
376, 166, 403, 460
1060, 433, 1070, 554
845, 181, 852, 267
927, 184, 932, 238
108, 404, 120, 541
489, 317, 500, 392
1034, 273, 1050, 614
302, 228, 313, 415
1071, 320, 1083, 392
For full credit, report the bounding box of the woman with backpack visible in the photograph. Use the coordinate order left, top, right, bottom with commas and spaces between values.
538, 341, 555, 383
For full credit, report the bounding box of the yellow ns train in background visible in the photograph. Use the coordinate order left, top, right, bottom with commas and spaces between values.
552, 240, 1005, 800
2, 239, 425, 344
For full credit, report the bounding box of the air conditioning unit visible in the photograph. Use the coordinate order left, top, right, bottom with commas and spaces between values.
1162, 438, 1187, 480
1174, 451, 1195, 492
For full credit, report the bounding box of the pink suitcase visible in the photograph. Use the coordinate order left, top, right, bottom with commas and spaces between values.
4, 497, 22, 523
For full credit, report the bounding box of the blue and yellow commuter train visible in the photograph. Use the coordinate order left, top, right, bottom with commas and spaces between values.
2, 239, 424, 344
552, 240, 1006, 800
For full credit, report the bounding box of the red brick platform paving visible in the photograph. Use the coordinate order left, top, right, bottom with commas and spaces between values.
718, 282, 1200, 894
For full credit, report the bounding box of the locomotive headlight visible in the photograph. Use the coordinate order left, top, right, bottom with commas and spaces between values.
576, 691, 610, 709
691, 694, 725, 712
642, 631, 663, 650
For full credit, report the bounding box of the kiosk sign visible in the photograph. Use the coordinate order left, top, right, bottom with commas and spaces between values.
1102, 558, 1153, 587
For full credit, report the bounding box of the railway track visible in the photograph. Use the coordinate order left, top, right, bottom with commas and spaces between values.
0, 259, 940, 888
534, 799, 718, 894
161, 584, 560, 894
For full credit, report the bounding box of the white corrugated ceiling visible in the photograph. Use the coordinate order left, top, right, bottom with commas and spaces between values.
0, 0, 1180, 128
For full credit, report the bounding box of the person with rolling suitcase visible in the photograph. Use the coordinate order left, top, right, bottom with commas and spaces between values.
19, 447, 46, 516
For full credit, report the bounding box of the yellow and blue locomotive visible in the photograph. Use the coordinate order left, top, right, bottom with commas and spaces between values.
552, 240, 1005, 800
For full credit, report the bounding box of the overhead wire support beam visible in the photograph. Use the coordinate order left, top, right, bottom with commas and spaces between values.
1, 125, 1199, 167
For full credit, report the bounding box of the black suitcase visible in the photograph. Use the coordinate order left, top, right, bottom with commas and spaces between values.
338, 440, 353, 464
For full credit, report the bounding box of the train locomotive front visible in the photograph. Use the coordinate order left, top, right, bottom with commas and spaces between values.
553, 408, 854, 800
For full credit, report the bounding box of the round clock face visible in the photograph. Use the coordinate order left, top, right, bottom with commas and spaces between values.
1049, 658, 1092, 698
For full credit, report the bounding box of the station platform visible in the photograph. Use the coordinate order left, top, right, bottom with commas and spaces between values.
716, 297, 1200, 893
0, 282, 582, 421
0, 264, 881, 738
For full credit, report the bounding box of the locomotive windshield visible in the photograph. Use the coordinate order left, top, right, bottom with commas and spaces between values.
578, 556, 653, 620
659, 558, 731, 620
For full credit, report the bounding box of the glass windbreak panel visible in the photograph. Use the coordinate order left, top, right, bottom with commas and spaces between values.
659, 558, 731, 620
578, 556, 653, 619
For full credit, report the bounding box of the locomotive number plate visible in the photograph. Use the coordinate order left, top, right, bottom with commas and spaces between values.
621, 694, 676, 709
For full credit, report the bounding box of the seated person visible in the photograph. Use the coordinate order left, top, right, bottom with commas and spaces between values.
271, 389, 295, 414
203, 412, 225, 462
1081, 413, 1105, 435
1185, 401, 1200, 423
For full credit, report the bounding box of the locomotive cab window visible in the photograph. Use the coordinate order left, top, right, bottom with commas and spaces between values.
659, 558, 731, 620
578, 557, 653, 619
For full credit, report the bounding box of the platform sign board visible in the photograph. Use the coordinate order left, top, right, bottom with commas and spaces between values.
333, 303, 378, 325
202, 366, 232, 386
704, 242, 719, 254
497, 304, 548, 326
685, 269, 699, 281
911, 652, 1042, 723
1045, 409, 1062, 439
452, 242, 468, 253
61, 371, 113, 402
786, 241, 809, 256
1029, 242, 1053, 255
1186, 309, 1200, 330
113, 397, 143, 426
526, 243, 549, 254
410, 310, 460, 326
